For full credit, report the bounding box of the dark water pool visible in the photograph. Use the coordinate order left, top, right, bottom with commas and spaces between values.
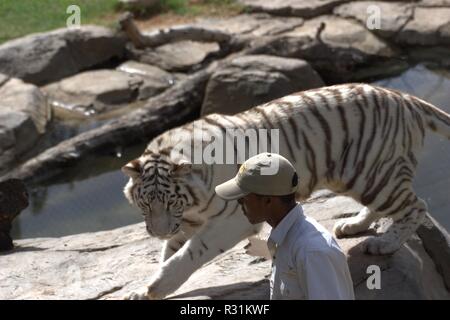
11, 144, 145, 239
11, 64, 450, 239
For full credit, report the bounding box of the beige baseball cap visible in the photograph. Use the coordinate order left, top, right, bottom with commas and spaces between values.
215, 153, 298, 200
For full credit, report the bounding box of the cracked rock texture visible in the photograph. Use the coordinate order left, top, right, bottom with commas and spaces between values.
238, 0, 351, 18
0, 26, 126, 86
0, 76, 50, 173
1, 193, 448, 300
201, 55, 325, 116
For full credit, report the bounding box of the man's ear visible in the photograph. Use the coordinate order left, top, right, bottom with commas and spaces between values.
171, 160, 192, 176
121, 159, 142, 180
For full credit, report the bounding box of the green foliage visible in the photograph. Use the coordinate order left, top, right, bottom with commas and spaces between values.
0, 0, 243, 44
0, 0, 120, 44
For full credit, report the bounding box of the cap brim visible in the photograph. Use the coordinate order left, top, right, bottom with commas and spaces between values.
215, 178, 249, 200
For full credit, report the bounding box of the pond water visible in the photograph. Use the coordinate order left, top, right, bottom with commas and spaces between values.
11, 143, 145, 239
11, 64, 450, 239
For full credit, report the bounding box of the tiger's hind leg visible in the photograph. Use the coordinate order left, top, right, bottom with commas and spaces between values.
362, 196, 427, 255
333, 206, 380, 238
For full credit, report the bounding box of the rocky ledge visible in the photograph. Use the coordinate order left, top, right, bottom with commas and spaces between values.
1, 193, 448, 300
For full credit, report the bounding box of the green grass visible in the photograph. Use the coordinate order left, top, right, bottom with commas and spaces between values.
0, 0, 121, 44
0, 0, 243, 44
159, 0, 243, 15
125, 0, 243, 18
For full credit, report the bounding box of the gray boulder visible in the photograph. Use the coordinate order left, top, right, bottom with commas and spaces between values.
117, 61, 175, 99
43, 69, 158, 117
0, 77, 50, 133
238, 0, 350, 18
196, 13, 304, 37
0, 77, 50, 173
334, 2, 450, 46
201, 55, 325, 116
0, 26, 126, 86
396, 7, 450, 45
419, 0, 450, 6
333, 1, 415, 38
130, 40, 220, 72
43, 64, 176, 117
283, 15, 396, 57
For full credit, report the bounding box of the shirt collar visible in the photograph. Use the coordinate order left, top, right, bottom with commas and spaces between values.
268, 203, 303, 246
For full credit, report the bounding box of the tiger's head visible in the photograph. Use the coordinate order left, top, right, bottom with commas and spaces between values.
122, 151, 197, 240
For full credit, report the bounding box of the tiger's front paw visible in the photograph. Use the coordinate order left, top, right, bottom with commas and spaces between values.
333, 219, 362, 238
123, 288, 164, 300
123, 288, 150, 300
145, 274, 172, 300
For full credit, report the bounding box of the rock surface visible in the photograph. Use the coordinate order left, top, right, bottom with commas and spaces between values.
247, 15, 397, 82
117, 61, 175, 99
1, 193, 448, 300
238, 0, 350, 18
43, 70, 143, 116
196, 13, 304, 37
0, 77, 50, 173
0, 26, 126, 85
43, 62, 177, 117
201, 55, 324, 116
396, 7, 450, 45
129, 40, 220, 72
333, 1, 415, 38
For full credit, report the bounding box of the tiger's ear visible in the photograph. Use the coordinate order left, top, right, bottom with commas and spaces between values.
121, 159, 142, 180
171, 160, 192, 176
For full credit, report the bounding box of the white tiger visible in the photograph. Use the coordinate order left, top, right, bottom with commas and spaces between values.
122, 83, 450, 299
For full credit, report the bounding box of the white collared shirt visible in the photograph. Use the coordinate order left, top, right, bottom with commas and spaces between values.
268, 203, 355, 300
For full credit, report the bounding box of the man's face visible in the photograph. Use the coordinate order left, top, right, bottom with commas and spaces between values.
237, 194, 267, 224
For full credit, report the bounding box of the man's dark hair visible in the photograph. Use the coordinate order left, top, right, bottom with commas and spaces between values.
278, 172, 298, 204
279, 193, 296, 204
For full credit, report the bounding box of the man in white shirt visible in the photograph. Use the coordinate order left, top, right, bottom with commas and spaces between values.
215, 153, 355, 300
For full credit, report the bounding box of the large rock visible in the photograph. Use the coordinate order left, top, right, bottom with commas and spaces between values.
0, 193, 448, 299
238, 0, 351, 18
283, 15, 395, 57
333, 1, 415, 38
334, 2, 450, 45
201, 55, 324, 116
129, 40, 220, 72
263, 15, 397, 81
419, 0, 450, 6
0, 77, 50, 173
117, 61, 176, 99
0, 26, 126, 86
396, 7, 450, 45
43, 67, 173, 117
196, 13, 304, 37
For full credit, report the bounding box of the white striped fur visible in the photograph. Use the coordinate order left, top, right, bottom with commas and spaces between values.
122, 83, 450, 299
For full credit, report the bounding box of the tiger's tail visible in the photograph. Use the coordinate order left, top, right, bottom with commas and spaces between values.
412, 96, 450, 140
